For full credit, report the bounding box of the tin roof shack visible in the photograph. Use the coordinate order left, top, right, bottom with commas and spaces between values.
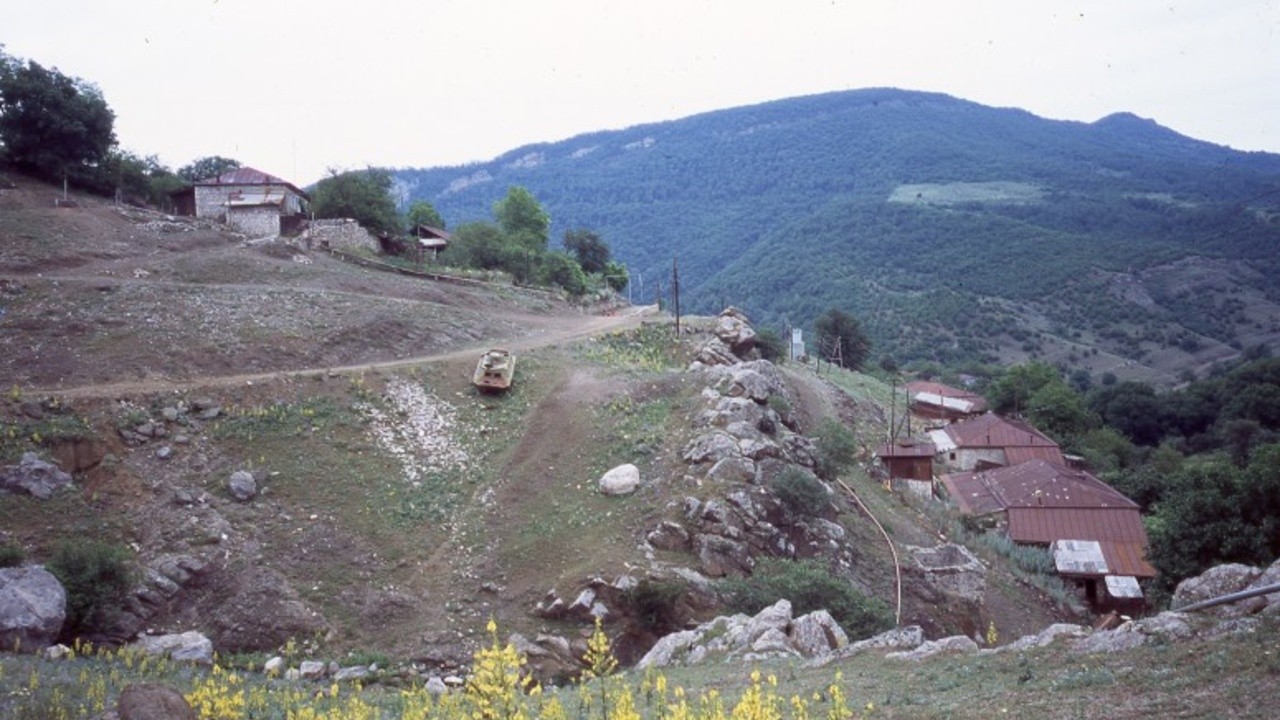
875, 438, 936, 498
171, 167, 309, 237
904, 380, 987, 424
940, 459, 1154, 612
410, 225, 451, 264
928, 412, 1064, 472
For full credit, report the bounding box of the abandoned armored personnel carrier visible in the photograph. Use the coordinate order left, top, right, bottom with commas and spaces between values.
473, 348, 515, 393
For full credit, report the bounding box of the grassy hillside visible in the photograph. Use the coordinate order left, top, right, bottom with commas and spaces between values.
394, 88, 1280, 382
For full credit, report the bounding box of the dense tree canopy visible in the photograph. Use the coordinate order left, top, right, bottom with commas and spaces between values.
563, 229, 610, 274
0, 53, 116, 182
813, 308, 870, 370
406, 200, 446, 230
177, 155, 241, 182
310, 168, 402, 237
494, 185, 550, 251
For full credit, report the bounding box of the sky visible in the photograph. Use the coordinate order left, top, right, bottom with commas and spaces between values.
3, 0, 1278, 186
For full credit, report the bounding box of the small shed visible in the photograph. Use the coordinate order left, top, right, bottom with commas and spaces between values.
875, 438, 936, 481
410, 225, 451, 263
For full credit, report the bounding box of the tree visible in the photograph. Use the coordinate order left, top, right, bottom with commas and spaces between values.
493, 185, 549, 251
602, 260, 629, 292
813, 308, 870, 370
1089, 381, 1166, 446
310, 168, 401, 238
988, 362, 1059, 416
177, 155, 241, 182
537, 252, 588, 296
405, 199, 445, 230
562, 228, 610, 274
440, 222, 514, 271
0, 54, 116, 183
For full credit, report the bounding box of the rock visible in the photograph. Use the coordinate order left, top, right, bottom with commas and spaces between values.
790, 610, 848, 656
299, 660, 327, 679
0, 452, 73, 499
334, 665, 371, 681
1131, 611, 1195, 640
647, 521, 691, 551
997, 623, 1089, 653
598, 464, 641, 496
750, 627, 796, 655
160, 407, 181, 422
746, 599, 793, 641
227, 470, 257, 501
707, 456, 756, 484
1072, 624, 1149, 654
44, 643, 72, 659
907, 543, 986, 603
117, 683, 198, 720
20, 400, 45, 420
425, 676, 449, 695
682, 432, 740, 465
0, 565, 67, 652
693, 533, 753, 577
727, 368, 771, 403
156, 446, 174, 461
264, 656, 285, 675
130, 631, 214, 665
1172, 563, 1264, 617
887, 635, 980, 661
714, 307, 758, 356
636, 629, 701, 669
194, 565, 331, 652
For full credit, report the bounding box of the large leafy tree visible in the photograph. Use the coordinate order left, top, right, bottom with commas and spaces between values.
562, 228, 610, 274
0, 53, 116, 182
493, 185, 549, 251
813, 308, 870, 370
177, 155, 241, 182
406, 199, 445, 230
310, 168, 401, 237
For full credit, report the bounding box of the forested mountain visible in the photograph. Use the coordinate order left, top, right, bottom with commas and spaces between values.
394, 89, 1280, 383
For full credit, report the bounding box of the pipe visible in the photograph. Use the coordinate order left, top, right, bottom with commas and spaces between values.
1172, 581, 1280, 614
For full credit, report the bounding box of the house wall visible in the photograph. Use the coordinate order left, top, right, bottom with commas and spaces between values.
228, 205, 281, 238
193, 186, 231, 221
945, 448, 1006, 472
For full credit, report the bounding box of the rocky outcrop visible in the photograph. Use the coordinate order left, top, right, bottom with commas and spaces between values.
886, 634, 980, 661
0, 565, 66, 652
509, 632, 587, 683
713, 307, 758, 357
1171, 561, 1273, 617
130, 630, 215, 665
635, 600, 848, 668
0, 452, 73, 499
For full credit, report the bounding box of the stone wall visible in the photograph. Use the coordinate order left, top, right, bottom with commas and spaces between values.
306, 218, 379, 253
193, 185, 230, 221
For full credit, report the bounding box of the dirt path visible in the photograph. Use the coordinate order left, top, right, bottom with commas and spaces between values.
35, 306, 658, 400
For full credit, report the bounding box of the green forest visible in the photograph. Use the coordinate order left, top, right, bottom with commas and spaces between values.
394, 89, 1280, 380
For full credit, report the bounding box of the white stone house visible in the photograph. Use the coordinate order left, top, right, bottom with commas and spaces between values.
171, 166, 309, 237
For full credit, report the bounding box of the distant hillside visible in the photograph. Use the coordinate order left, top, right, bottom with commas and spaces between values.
394, 89, 1280, 381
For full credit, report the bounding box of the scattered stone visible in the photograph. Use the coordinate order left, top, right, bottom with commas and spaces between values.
130, 631, 214, 665
1, 452, 73, 499
44, 643, 72, 659
161, 407, 181, 422
227, 470, 257, 501
886, 635, 980, 661
334, 665, 371, 681
264, 656, 285, 675
299, 660, 327, 679
425, 676, 449, 695
0, 565, 67, 652
156, 446, 174, 461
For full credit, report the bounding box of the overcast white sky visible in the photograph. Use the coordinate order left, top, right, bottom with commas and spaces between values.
3, 1, 1277, 185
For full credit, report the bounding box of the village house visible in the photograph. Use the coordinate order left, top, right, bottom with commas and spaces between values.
928, 411, 1064, 472
873, 437, 936, 497
410, 224, 451, 263
903, 380, 987, 424
171, 166, 309, 238
940, 458, 1155, 611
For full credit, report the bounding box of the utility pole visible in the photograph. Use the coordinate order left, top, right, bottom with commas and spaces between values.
672, 257, 681, 335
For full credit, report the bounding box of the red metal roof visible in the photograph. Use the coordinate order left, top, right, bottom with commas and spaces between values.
1009, 508, 1155, 577
941, 459, 1137, 515
943, 412, 1064, 464
194, 166, 308, 199
875, 438, 936, 459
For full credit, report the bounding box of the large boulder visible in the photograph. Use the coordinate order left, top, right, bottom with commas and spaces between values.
714, 307, 758, 357
0, 452, 73, 499
191, 566, 331, 652
0, 565, 67, 652
117, 682, 198, 720
1172, 563, 1264, 617
598, 464, 641, 496
226, 470, 257, 501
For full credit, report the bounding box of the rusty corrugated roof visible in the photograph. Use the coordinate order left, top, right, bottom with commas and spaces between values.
941, 459, 1137, 515
1017, 509, 1155, 577
194, 166, 309, 199
942, 412, 1065, 464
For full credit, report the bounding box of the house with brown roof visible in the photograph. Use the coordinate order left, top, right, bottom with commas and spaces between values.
171, 166, 310, 238
874, 437, 937, 498
928, 412, 1064, 472
410, 225, 451, 263
940, 458, 1154, 611
904, 380, 987, 423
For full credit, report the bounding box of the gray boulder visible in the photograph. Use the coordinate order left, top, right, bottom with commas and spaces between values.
227, 470, 257, 501
789, 609, 848, 656
0, 452, 73, 499
131, 631, 214, 665
682, 432, 740, 465
0, 565, 67, 652
117, 682, 198, 720
1172, 563, 1263, 617
598, 464, 641, 496
714, 307, 758, 356
886, 635, 980, 661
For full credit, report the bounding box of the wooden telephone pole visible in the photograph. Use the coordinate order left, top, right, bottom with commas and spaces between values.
672, 257, 681, 335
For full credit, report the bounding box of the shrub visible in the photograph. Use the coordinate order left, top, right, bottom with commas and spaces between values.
755, 327, 787, 362
814, 418, 858, 480
0, 541, 25, 567
46, 539, 135, 640
770, 467, 830, 516
620, 579, 685, 636
721, 557, 893, 639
